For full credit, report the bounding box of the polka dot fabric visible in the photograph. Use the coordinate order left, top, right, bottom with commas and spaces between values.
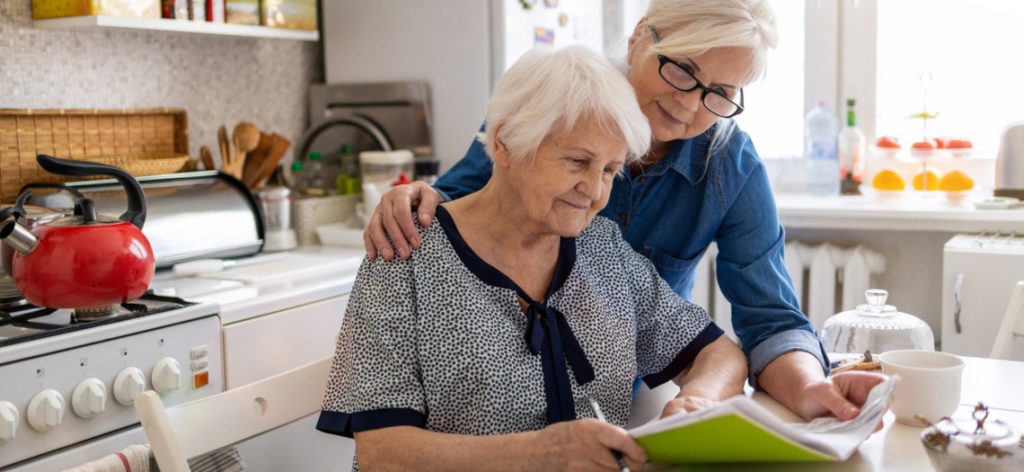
317, 213, 722, 449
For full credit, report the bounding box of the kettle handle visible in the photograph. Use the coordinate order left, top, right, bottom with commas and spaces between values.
35, 155, 147, 229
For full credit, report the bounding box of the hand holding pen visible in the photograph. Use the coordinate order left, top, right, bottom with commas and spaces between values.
587, 397, 638, 472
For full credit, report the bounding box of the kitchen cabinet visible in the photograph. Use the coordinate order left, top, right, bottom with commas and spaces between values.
33, 15, 318, 41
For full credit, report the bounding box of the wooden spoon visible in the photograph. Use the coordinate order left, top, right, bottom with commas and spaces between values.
251, 133, 291, 189
199, 146, 215, 171
217, 125, 230, 170
242, 132, 273, 186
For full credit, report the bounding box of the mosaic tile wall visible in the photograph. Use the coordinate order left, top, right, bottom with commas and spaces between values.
0, 0, 322, 165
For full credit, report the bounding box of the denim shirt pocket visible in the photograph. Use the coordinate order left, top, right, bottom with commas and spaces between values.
642, 245, 704, 296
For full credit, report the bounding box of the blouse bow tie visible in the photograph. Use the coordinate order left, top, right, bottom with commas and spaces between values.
524, 301, 595, 423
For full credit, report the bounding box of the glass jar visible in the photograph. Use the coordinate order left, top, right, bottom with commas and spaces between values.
359, 150, 414, 220
821, 289, 935, 354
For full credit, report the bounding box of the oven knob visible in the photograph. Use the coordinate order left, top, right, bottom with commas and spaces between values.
72, 378, 107, 418
0, 401, 19, 441
113, 367, 147, 405
27, 389, 64, 432
151, 358, 182, 394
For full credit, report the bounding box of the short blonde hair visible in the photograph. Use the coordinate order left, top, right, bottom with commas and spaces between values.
646, 0, 779, 86
478, 46, 650, 163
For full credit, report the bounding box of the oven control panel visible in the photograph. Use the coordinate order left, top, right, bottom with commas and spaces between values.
0, 315, 223, 469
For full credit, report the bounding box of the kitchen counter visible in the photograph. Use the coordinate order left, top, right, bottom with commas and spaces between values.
776, 193, 1024, 233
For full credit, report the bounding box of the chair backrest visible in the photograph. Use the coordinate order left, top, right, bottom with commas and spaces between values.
135, 357, 332, 472
990, 281, 1024, 360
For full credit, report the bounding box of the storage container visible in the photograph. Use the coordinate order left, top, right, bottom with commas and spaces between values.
32, 0, 160, 19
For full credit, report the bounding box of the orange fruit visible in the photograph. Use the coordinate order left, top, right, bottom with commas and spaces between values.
946, 138, 972, 149
913, 169, 942, 191
876, 136, 901, 149
872, 170, 905, 191
939, 170, 974, 191
911, 139, 938, 151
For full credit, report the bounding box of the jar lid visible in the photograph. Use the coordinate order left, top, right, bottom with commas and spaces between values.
360, 150, 414, 165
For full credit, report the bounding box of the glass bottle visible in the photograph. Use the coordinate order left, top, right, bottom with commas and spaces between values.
839, 98, 866, 195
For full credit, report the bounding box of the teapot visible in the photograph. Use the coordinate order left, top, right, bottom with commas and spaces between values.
0, 155, 154, 309
821, 288, 935, 354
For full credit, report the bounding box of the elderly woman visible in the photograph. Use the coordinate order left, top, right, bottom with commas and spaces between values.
316, 46, 746, 470
364, 0, 884, 422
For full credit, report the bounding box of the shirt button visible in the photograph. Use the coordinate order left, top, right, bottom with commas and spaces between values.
639, 177, 646, 184
618, 212, 628, 223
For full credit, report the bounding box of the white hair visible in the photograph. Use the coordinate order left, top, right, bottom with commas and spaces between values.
478, 46, 650, 163
646, 0, 779, 85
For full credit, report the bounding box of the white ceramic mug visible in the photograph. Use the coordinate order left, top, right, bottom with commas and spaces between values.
879, 350, 964, 426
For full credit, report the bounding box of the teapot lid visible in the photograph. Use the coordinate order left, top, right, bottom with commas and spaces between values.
922, 403, 1024, 462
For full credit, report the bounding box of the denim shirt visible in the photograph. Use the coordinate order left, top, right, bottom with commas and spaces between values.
434, 125, 828, 387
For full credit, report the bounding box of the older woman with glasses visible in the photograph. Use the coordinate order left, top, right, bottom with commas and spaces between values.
318, 46, 746, 471
364, 0, 884, 424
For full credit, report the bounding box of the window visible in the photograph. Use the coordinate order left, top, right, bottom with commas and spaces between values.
734, 0, 806, 159
874, 0, 1024, 157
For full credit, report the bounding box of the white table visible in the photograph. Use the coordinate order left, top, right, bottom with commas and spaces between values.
647, 356, 1024, 471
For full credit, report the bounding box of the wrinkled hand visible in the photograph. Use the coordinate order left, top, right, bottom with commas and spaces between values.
539, 419, 646, 471
363, 182, 442, 260
797, 371, 886, 427
660, 395, 718, 419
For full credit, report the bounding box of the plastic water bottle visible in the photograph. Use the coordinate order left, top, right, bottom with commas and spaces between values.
805, 100, 840, 196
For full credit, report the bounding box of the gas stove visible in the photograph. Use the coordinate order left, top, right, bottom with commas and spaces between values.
0, 294, 223, 469
0, 294, 190, 349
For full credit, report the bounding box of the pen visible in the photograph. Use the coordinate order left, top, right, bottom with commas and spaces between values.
587, 396, 631, 472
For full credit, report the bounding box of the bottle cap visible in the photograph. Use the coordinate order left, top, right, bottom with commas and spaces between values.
291, 161, 304, 172
309, 151, 322, 161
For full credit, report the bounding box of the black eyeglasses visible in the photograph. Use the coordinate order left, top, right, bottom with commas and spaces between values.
656, 55, 745, 118
647, 25, 745, 118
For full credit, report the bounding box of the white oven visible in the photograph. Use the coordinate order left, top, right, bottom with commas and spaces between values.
942, 232, 1024, 359
1, 300, 224, 471
150, 246, 363, 471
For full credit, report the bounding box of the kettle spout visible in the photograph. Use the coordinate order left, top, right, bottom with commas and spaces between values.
0, 220, 37, 255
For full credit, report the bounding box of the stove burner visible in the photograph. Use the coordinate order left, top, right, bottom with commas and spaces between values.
0, 293, 194, 348
73, 305, 119, 322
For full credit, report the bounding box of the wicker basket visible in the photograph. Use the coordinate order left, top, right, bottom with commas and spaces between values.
0, 108, 190, 202
293, 194, 359, 245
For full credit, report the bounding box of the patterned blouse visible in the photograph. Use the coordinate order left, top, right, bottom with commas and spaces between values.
317, 205, 722, 443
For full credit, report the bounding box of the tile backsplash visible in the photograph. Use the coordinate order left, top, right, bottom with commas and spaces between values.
0, 0, 321, 165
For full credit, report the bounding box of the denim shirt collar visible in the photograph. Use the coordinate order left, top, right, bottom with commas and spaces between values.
651, 128, 714, 185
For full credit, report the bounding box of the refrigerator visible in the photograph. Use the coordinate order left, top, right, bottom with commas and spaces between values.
322, 0, 604, 171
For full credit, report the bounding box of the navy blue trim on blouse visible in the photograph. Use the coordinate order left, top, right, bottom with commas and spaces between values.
434, 205, 593, 424
315, 408, 426, 438
642, 323, 724, 388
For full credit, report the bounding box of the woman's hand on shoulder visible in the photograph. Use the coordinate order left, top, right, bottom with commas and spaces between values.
538, 419, 646, 471
363, 181, 442, 260
660, 395, 717, 418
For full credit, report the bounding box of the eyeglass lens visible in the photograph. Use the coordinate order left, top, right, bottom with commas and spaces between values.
659, 61, 741, 117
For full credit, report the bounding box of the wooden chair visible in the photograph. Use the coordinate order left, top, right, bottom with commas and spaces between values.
990, 281, 1024, 360
134, 357, 332, 472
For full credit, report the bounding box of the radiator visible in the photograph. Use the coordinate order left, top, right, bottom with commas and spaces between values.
691, 242, 886, 338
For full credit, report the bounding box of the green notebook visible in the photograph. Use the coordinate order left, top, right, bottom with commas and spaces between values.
629, 376, 897, 464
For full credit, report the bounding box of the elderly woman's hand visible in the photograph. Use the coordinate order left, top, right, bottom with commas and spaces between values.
660, 395, 717, 418
363, 181, 442, 260
538, 419, 647, 471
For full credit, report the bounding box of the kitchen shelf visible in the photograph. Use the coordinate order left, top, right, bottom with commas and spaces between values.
33, 15, 319, 41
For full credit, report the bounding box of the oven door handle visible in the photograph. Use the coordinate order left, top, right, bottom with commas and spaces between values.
953, 273, 965, 334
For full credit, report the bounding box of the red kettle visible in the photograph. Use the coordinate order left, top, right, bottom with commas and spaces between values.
0, 155, 155, 309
